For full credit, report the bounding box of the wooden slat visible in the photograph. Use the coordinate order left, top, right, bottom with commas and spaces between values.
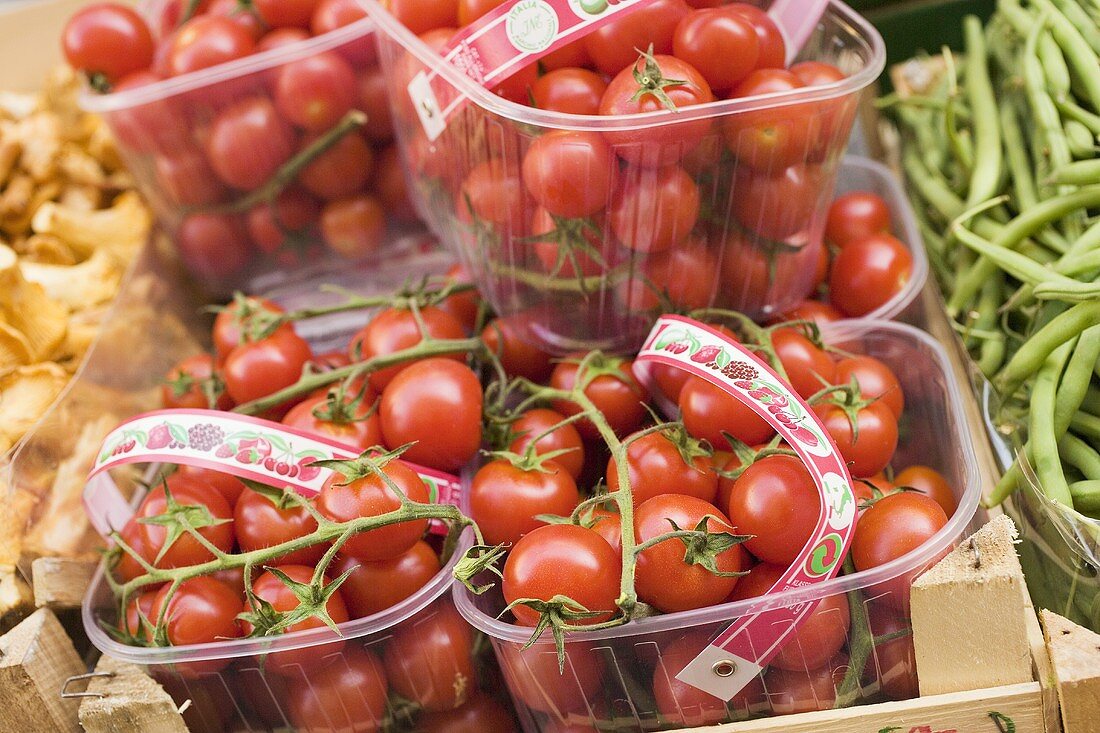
78, 655, 188, 733
1039, 611, 1100, 733
31, 557, 96, 609
0, 607, 82, 732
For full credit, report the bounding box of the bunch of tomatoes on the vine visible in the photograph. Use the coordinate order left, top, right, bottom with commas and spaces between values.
62, 0, 415, 287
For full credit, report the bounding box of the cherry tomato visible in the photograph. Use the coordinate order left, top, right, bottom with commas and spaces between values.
583, 0, 690, 77
852, 491, 949, 610
722, 4, 785, 69
727, 560, 783, 601
205, 97, 296, 190
833, 355, 904, 419
223, 326, 313, 405
168, 15, 255, 76
770, 593, 850, 671
437, 263, 481, 334
673, 9, 758, 92
175, 465, 246, 507
529, 207, 615, 278
791, 61, 849, 160
894, 465, 957, 517
508, 408, 586, 480
607, 428, 717, 505
585, 505, 623, 553
600, 55, 714, 168
275, 52, 358, 131
825, 192, 891, 248
311, 0, 368, 34
765, 654, 850, 715
522, 131, 613, 219
499, 640, 604, 715
119, 589, 158, 641
609, 165, 699, 253
503, 524, 621, 626
234, 488, 323, 565
213, 296, 284, 360
349, 305, 466, 390
384, 601, 474, 711
379, 358, 483, 472
151, 576, 241, 650
62, 3, 154, 83
253, 0, 320, 28
458, 158, 528, 233
491, 61, 539, 105
257, 27, 310, 52
316, 458, 431, 561
207, 0, 265, 39
723, 69, 810, 171
828, 233, 913, 317
549, 355, 648, 440
288, 647, 389, 732
727, 455, 820, 565
106, 71, 189, 154
135, 474, 235, 569
374, 145, 417, 222
654, 629, 767, 725
652, 362, 692, 404
457, 0, 505, 24
321, 194, 386, 259
530, 68, 607, 116
298, 130, 373, 200
161, 354, 227, 410
113, 519, 150, 582
731, 164, 825, 241
331, 540, 440, 618
176, 213, 251, 281
415, 693, 516, 732
634, 494, 743, 612
813, 399, 898, 478
283, 392, 382, 450
386, 0, 458, 34
791, 61, 848, 89
154, 149, 226, 207
617, 238, 719, 312
679, 376, 774, 447
770, 327, 836, 400
481, 316, 553, 383
866, 604, 918, 700
470, 458, 580, 546
773, 299, 844, 330
246, 188, 321, 254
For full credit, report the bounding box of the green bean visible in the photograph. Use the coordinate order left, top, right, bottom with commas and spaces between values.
1063, 216, 1100, 260
897, 104, 948, 173
1001, 99, 1039, 211
1055, 96, 1100, 136
1039, 30, 1073, 96
965, 17, 1004, 205
1069, 480, 1100, 515
1060, 433, 1100, 481
1034, 0, 1100, 113
977, 274, 1009, 376
1082, 383, 1100, 415
993, 186, 1100, 245
1049, 158, 1100, 185
994, 300, 1100, 397
902, 150, 965, 221
1055, 326, 1100, 434
1066, 120, 1098, 158
1070, 411, 1100, 441
1056, 248, 1100, 277
1053, 0, 1100, 55
1030, 342, 1075, 506
1033, 280, 1100, 301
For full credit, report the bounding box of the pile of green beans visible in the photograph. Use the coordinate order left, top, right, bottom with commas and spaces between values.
886, 0, 1100, 516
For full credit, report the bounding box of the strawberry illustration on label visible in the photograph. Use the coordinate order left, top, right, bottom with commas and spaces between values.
691, 345, 723, 363
147, 423, 172, 450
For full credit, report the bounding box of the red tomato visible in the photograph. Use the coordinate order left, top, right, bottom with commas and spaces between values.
246, 188, 321, 254
508, 408, 586, 480
457, 0, 505, 25
522, 131, 613, 219
205, 97, 296, 190
852, 492, 949, 610
257, 27, 310, 52
599, 55, 714, 168
383, 601, 474, 711
374, 145, 417, 222
481, 316, 553, 383
586, 505, 623, 553
549, 355, 648, 440
321, 194, 386, 259
275, 52, 357, 131
437, 263, 481, 334
770, 593, 850, 671
288, 647, 389, 732
311, 0, 367, 34
673, 9, 758, 92
151, 576, 241, 650
791, 61, 848, 89
833, 355, 904, 419
283, 392, 382, 450
298, 131, 373, 200
499, 641, 604, 715
826, 192, 892, 248
154, 149, 226, 207
223, 327, 313, 405
62, 3, 154, 83
503, 524, 621, 626
331, 540, 440, 618
727, 455, 820, 565
607, 428, 717, 505
894, 465, 957, 517
770, 327, 836, 400
386, 0, 457, 34
609, 165, 699, 253
616, 238, 719, 312
530, 68, 607, 116
315, 458, 431, 561
652, 362, 692, 404
207, 0, 265, 39
731, 165, 825, 241
113, 519, 150, 582
723, 69, 811, 171
654, 629, 767, 725
234, 488, 323, 565
416, 693, 516, 732
348, 305, 466, 390
727, 560, 782, 601
721, 4, 785, 69
773, 299, 844, 330
458, 158, 528, 233
813, 399, 898, 478
765, 654, 850, 715
828, 233, 913, 317
119, 589, 158, 641
212, 296, 282, 360
106, 71, 189, 154
679, 376, 774, 447
634, 494, 743, 612
176, 213, 252, 281
135, 474, 235, 569
529, 207, 615, 279
168, 15, 255, 76
356, 66, 395, 143
161, 354, 229, 410
254, 0, 320, 28
470, 458, 580, 546
583, 0, 690, 77
866, 604, 918, 700
379, 358, 483, 472
175, 465, 246, 507
542, 37, 589, 70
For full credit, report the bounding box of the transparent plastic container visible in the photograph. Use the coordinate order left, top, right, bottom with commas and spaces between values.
829, 156, 928, 324
365, 0, 886, 353
80, 1, 415, 295
454, 320, 982, 731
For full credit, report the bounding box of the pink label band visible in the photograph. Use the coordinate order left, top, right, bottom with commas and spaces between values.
408, 0, 657, 140
84, 408, 463, 538
633, 316, 857, 700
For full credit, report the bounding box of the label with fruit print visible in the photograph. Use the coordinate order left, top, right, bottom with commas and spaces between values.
83, 408, 462, 539
406, 0, 657, 140
634, 315, 857, 700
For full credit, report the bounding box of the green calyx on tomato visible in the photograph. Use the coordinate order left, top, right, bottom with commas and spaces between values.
808, 376, 879, 442
557, 350, 641, 393
214, 292, 288, 344
637, 515, 751, 578
310, 379, 376, 425
136, 480, 232, 565
630, 45, 689, 112
311, 443, 411, 485
238, 564, 355, 637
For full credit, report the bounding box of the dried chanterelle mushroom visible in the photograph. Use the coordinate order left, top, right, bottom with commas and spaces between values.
0, 67, 150, 457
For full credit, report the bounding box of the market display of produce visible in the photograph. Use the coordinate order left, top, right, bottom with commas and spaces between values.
1, 0, 1099, 731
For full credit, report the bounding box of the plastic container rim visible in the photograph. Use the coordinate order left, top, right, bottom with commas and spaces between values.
361, 0, 886, 132
453, 318, 981, 643
82, 525, 473, 665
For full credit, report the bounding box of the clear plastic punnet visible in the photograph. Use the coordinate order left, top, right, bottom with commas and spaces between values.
79, 1, 414, 295
453, 320, 982, 731
365, 0, 886, 353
